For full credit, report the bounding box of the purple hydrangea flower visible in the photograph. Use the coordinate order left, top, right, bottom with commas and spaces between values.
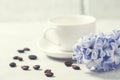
72, 30, 120, 72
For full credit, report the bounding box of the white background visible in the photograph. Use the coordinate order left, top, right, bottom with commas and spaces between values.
0, 0, 120, 22
0, 0, 81, 22
84, 0, 120, 19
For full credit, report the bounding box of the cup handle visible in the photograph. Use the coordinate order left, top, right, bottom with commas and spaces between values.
42, 27, 61, 46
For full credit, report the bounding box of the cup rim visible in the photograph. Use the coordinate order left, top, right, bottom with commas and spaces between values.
48, 15, 96, 26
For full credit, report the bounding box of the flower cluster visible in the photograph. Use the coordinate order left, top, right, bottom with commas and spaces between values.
72, 30, 120, 72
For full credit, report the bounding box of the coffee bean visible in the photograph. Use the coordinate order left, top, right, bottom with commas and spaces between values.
44, 69, 54, 77
21, 65, 29, 70
24, 48, 30, 51
72, 65, 80, 70
28, 55, 37, 60
64, 60, 73, 67
9, 62, 16, 67
33, 65, 40, 70
44, 69, 51, 73
18, 57, 23, 61
13, 56, 19, 60
45, 72, 54, 77
17, 50, 24, 53
13, 56, 23, 61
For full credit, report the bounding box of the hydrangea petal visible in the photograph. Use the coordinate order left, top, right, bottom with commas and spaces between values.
72, 30, 120, 72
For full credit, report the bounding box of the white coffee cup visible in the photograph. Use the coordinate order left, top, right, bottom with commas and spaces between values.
42, 15, 96, 51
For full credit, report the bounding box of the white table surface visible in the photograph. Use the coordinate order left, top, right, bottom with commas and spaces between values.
0, 19, 120, 80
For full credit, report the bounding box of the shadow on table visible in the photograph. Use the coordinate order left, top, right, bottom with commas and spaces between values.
85, 69, 120, 80
46, 56, 73, 62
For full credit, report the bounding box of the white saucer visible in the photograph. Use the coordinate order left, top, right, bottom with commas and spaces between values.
39, 37, 73, 58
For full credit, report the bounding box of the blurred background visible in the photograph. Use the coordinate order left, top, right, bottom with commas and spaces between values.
0, 0, 120, 22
